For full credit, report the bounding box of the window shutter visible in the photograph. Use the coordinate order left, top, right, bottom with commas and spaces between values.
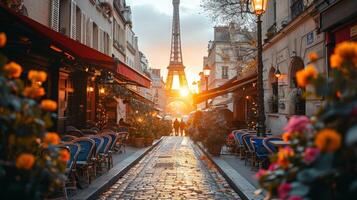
70, 0, 76, 39
81, 13, 86, 43
86, 19, 92, 47
50, 0, 60, 31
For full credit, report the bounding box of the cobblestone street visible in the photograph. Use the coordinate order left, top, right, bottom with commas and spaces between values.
100, 137, 241, 200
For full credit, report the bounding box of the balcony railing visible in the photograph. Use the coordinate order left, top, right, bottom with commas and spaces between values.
291, 0, 304, 20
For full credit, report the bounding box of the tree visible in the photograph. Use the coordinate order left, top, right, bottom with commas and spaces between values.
201, 0, 256, 29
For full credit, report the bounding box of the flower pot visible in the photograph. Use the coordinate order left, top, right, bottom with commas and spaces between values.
134, 137, 145, 148
145, 137, 154, 146
208, 145, 222, 156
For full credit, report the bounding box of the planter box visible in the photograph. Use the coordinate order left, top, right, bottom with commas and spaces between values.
208, 145, 222, 156
134, 137, 145, 148
145, 137, 154, 146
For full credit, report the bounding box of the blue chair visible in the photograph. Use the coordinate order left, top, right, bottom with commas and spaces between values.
97, 135, 112, 171
61, 135, 77, 142
232, 130, 246, 157
73, 138, 95, 184
263, 137, 283, 154
251, 138, 269, 169
63, 143, 80, 194
242, 134, 255, 166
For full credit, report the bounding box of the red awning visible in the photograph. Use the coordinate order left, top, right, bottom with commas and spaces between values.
117, 62, 151, 88
0, 4, 151, 88
193, 74, 257, 104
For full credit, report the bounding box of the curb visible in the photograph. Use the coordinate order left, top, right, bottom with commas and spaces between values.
195, 142, 264, 200
71, 138, 163, 200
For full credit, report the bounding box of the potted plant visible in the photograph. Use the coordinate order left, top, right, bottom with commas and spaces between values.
144, 132, 154, 146
133, 131, 145, 148
202, 109, 230, 156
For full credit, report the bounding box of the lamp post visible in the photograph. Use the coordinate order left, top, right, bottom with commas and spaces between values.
203, 64, 211, 109
251, 0, 268, 137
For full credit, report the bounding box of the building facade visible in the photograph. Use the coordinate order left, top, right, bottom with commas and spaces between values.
261, 0, 326, 134
150, 68, 167, 113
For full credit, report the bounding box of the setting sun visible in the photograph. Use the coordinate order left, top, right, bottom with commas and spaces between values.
179, 88, 189, 97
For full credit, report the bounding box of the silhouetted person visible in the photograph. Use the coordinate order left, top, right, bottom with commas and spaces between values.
179, 120, 186, 136
173, 119, 180, 136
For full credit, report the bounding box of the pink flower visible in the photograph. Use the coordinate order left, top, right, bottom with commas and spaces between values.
254, 169, 267, 180
228, 133, 234, 140
278, 183, 292, 199
303, 147, 320, 164
284, 115, 310, 133
288, 195, 303, 200
268, 162, 279, 171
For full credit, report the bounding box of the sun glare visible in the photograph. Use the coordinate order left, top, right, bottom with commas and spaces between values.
180, 88, 189, 97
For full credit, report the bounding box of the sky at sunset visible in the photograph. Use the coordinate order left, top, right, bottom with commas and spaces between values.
126, 0, 214, 87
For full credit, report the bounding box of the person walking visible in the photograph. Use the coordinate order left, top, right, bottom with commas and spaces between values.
173, 118, 180, 136
179, 119, 186, 136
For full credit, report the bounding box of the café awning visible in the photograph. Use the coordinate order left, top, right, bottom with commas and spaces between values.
193, 74, 257, 104
0, 4, 151, 88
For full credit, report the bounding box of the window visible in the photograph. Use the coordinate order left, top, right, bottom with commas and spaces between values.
291, 0, 304, 20
93, 23, 98, 50
75, 7, 82, 42
222, 66, 228, 79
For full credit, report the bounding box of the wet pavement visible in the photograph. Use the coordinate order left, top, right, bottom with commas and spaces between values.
99, 136, 240, 200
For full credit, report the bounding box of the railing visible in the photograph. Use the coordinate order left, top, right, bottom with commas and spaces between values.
291, 0, 304, 20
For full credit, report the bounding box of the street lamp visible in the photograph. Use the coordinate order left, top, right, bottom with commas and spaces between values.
203, 64, 211, 108
251, 0, 268, 137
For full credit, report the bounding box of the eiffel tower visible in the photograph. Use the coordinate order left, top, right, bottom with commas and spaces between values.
165, 0, 188, 93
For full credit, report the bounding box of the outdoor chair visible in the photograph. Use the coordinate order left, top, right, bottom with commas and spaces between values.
97, 135, 113, 172
251, 137, 269, 170
62, 143, 81, 196
81, 129, 98, 135
88, 135, 105, 177
263, 137, 283, 154
232, 130, 246, 157
104, 132, 119, 168
73, 137, 96, 185
236, 132, 251, 159
116, 132, 128, 153
61, 135, 77, 142
242, 134, 255, 166
66, 129, 84, 137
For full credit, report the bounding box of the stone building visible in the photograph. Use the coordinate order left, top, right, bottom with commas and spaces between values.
199, 24, 256, 112
150, 68, 167, 113
261, 0, 326, 134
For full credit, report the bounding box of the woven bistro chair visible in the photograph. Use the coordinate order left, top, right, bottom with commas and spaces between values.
242, 134, 256, 166
237, 132, 251, 159
263, 137, 283, 154
62, 143, 81, 195
116, 132, 129, 153
72, 137, 96, 185
104, 132, 119, 168
61, 135, 77, 142
251, 137, 269, 170
233, 130, 248, 157
97, 135, 113, 172
88, 135, 105, 177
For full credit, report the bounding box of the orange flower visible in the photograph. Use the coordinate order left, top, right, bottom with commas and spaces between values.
277, 147, 294, 168
332, 42, 357, 67
16, 153, 35, 170
28, 70, 47, 83
59, 149, 70, 163
4, 62, 22, 78
0, 32, 6, 48
296, 65, 318, 87
40, 99, 57, 111
44, 132, 60, 146
330, 54, 343, 69
315, 129, 341, 152
282, 132, 291, 142
336, 91, 342, 99
23, 86, 45, 99
308, 52, 318, 62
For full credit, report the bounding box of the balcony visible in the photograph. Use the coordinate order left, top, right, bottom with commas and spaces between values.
291, 0, 304, 20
